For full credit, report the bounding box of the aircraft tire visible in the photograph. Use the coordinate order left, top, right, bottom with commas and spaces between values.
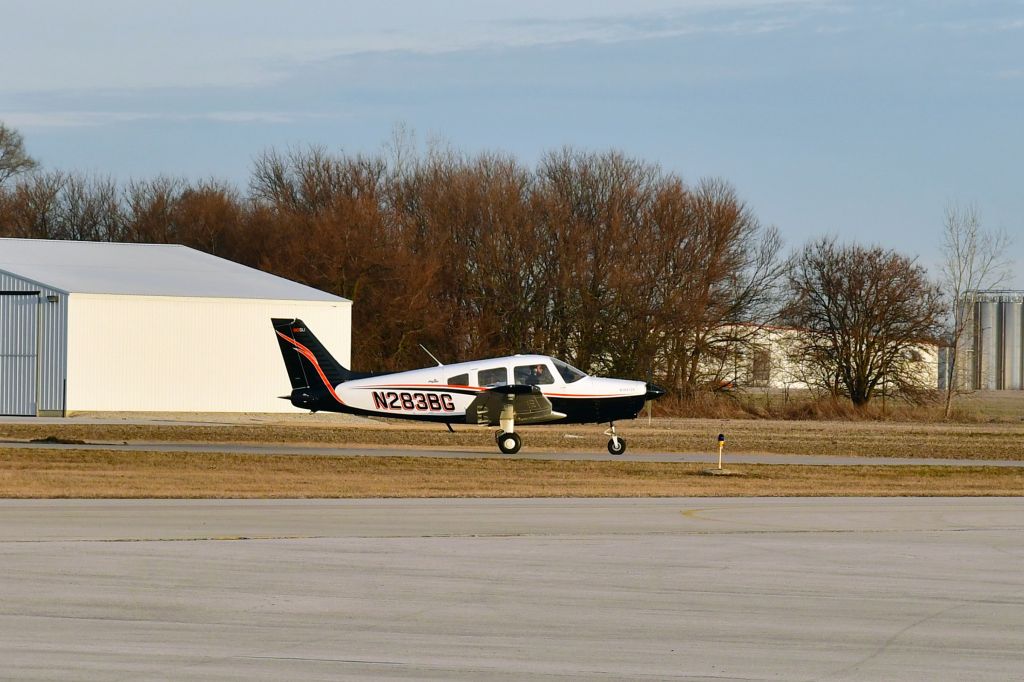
497, 432, 522, 455
495, 429, 504, 442
607, 437, 627, 456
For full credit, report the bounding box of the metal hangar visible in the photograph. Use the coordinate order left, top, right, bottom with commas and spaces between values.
0, 238, 351, 416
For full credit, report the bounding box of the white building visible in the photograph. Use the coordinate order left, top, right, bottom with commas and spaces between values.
0, 239, 351, 416
712, 325, 940, 392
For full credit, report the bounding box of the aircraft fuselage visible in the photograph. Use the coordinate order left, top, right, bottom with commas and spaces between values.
289, 354, 651, 426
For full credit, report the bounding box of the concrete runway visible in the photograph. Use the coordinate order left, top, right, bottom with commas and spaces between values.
6, 439, 1024, 467
1, 498, 1022, 680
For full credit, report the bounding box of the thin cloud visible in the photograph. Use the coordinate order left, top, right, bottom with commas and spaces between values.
0, 110, 312, 129
1, 0, 837, 93
922, 16, 1024, 34
301, 1, 832, 58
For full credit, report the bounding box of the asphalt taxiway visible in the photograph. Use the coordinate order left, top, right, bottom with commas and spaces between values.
6, 439, 1024, 467
1, 498, 1022, 680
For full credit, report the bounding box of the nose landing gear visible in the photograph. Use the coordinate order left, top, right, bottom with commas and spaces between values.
605, 422, 626, 455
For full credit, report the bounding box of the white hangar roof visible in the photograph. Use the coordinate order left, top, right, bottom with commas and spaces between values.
0, 238, 347, 301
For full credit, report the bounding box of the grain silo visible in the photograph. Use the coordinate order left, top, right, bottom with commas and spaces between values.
963, 290, 1024, 390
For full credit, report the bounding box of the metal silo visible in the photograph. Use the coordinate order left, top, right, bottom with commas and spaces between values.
1003, 296, 1023, 390
977, 298, 1000, 390
966, 291, 1024, 391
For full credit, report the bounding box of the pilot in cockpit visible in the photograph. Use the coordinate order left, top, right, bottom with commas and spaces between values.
525, 364, 546, 386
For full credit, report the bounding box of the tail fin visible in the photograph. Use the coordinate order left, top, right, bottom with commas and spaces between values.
272, 318, 354, 392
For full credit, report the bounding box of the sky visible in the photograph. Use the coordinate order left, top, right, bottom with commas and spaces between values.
2, 0, 1022, 284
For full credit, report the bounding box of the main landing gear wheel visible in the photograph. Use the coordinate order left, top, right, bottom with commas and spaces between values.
497, 432, 522, 455
607, 437, 627, 456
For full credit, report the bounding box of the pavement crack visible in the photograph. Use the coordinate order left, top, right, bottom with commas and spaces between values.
818, 601, 969, 680
0, 535, 323, 543
240, 655, 405, 665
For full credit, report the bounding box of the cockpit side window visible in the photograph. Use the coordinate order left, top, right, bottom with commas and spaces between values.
447, 373, 469, 386
552, 358, 586, 383
514, 363, 555, 386
478, 367, 508, 387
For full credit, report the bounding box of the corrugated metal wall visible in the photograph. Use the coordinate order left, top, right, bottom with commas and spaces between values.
0, 271, 68, 415
0, 292, 37, 415
66, 294, 351, 413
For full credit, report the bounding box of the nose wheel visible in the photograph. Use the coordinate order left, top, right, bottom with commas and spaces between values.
605, 423, 627, 455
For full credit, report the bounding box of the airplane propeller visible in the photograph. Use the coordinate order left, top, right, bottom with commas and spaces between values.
643, 364, 666, 424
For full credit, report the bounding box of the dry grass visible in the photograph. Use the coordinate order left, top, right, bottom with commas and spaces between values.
3, 417, 1024, 460
0, 448, 1021, 498
659, 389, 1024, 423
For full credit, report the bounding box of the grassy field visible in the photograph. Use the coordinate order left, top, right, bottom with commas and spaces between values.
3, 417, 1023, 459
1, 448, 1021, 498
950, 391, 1024, 421
659, 388, 1024, 422
4, 398, 1021, 497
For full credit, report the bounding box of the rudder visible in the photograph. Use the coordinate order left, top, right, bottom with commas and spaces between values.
272, 318, 353, 392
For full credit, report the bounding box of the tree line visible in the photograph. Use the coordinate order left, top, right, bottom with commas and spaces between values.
4, 122, 1002, 409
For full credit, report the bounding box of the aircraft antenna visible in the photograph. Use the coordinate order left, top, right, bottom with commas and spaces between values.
419, 344, 444, 367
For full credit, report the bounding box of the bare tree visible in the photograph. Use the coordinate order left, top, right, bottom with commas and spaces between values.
1, 135, 791, 387
56, 174, 121, 241
785, 238, 944, 406
532, 148, 662, 373
657, 179, 785, 394
0, 171, 68, 238
0, 123, 39, 187
122, 176, 186, 243
940, 203, 1012, 417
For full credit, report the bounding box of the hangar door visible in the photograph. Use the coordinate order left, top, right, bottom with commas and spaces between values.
0, 292, 38, 416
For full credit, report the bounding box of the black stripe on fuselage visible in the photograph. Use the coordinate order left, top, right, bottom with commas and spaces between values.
296, 390, 647, 425
549, 395, 647, 424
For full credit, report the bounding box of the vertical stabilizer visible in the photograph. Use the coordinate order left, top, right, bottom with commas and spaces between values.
271, 318, 352, 392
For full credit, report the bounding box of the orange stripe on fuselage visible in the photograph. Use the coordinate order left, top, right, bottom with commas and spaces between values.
359, 384, 485, 391
360, 384, 628, 398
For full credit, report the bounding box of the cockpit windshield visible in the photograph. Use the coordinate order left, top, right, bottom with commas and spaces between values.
552, 358, 587, 383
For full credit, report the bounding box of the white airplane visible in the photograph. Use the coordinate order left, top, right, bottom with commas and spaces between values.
272, 318, 665, 455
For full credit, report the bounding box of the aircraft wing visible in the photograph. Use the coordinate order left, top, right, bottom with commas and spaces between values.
464, 384, 566, 426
